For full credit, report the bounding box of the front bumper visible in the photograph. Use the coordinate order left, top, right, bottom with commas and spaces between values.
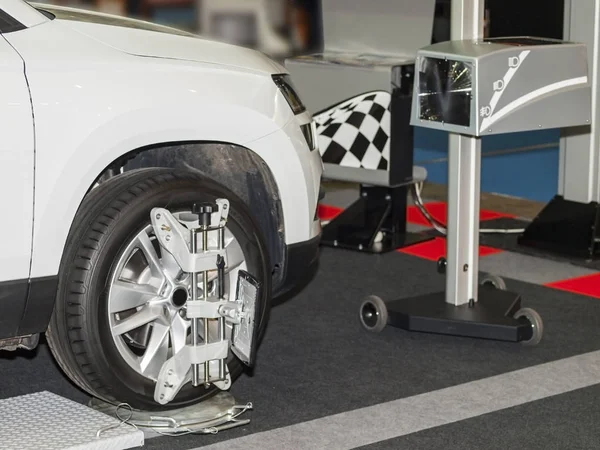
274, 232, 321, 298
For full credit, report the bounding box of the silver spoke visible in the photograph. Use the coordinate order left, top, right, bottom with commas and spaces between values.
140, 323, 170, 377
136, 231, 164, 280
161, 250, 182, 280
112, 305, 162, 336
108, 215, 247, 383
225, 239, 245, 271
170, 314, 189, 356
109, 280, 159, 313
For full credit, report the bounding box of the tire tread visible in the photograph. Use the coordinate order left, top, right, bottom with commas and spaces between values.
46, 168, 270, 408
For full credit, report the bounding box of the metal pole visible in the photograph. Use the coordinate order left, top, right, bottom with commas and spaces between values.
558, 0, 600, 202
191, 230, 200, 386
218, 228, 225, 381
446, 0, 485, 306
202, 227, 210, 384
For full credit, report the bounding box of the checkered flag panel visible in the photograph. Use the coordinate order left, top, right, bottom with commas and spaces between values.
314, 91, 391, 171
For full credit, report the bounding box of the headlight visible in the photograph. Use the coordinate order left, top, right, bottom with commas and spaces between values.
272, 74, 306, 115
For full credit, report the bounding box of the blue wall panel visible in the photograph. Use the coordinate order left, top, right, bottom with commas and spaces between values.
413, 128, 560, 202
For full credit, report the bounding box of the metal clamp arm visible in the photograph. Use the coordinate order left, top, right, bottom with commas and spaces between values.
186, 301, 241, 323
151, 208, 228, 272
154, 342, 231, 405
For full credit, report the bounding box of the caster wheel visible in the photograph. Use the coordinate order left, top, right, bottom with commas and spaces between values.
514, 307, 544, 346
481, 274, 507, 290
437, 257, 447, 274
360, 295, 388, 333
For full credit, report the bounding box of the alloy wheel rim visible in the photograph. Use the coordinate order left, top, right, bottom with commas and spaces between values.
107, 211, 246, 382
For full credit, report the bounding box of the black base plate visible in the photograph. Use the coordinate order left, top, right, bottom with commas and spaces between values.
321, 229, 431, 254
385, 287, 532, 342
518, 195, 600, 260
321, 185, 434, 254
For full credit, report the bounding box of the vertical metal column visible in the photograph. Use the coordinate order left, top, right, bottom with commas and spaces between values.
446, 0, 485, 306
190, 230, 200, 386
558, 0, 600, 203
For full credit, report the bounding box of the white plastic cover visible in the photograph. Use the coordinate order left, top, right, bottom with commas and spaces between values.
321, 0, 436, 57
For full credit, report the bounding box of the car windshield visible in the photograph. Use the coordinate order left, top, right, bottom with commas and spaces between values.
28, 2, 196, 38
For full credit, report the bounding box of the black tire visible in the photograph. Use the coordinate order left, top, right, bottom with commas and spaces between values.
514, 307, 544, 346
46, 168, 271, 411
481, 274, 507, 291
359, 295, 388, 333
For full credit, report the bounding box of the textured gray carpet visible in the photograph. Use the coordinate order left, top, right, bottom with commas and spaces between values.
143, 248, 600, 449
1, 248, 599, 450
0, 340, 89, 404
356, 384, 600, 450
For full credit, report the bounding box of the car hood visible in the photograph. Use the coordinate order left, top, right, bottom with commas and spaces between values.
32, 3, 286, 75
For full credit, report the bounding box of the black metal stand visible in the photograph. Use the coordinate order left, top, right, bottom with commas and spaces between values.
358, 132, 543, 344
518, 195, 600, 259
384, 287, 532, 342
319, 74, 434, 253
320, 184, 433, 253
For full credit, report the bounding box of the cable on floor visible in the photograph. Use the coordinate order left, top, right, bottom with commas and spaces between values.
96, 403, 139, 438
409, 182, 526, 235
95, 401, 254, 438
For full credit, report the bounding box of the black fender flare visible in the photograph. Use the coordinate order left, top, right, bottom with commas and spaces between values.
122, 142, 286, 288
15, 142, 287, 339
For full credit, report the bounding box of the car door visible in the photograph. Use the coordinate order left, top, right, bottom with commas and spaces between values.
0, 33, 35, 337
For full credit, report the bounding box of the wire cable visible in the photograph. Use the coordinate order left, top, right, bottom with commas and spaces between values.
149, 402, 253, 437
410, 182, 526, 235
94, 401, 254, 438
96, 403, 139, 438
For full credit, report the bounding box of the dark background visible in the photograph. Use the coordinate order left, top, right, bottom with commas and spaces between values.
433, 0, 564, 44
486, 0, 564, 39
123, 0, 565, 53
302, 0, 566, 51
292, 0, 566, 51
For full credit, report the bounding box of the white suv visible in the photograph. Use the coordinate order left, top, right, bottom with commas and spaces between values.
0, 1, 322, 411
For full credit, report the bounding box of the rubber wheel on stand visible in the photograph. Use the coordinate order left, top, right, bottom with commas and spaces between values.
514, 307, 544, 346
481, 274, 507, 290
360, 295, 388, 333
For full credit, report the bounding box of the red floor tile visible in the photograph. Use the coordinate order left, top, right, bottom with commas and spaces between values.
399, 237, 503, 261
317, 204, 343, 221
407, 202, 515, 227
318, 202, 514, 228
546, 273, 600, 299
